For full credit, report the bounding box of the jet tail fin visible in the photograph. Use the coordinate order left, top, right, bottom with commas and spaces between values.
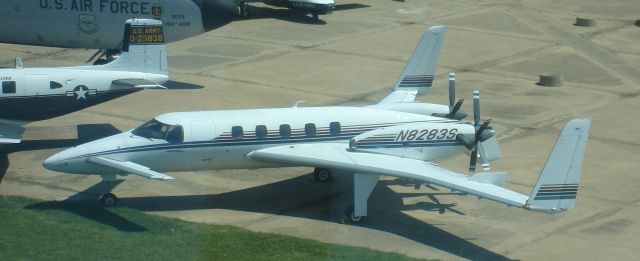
98, 19, 168, 76
525, 119, 591, 213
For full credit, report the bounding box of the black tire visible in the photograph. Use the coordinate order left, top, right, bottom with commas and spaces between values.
312, 13, 319, 21
313, 168, 332, 182
344, 205, 363, 223
100, 193, 118, 207
243, 7, 250, 19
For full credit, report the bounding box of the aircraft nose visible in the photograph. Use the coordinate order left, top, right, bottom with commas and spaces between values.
43, 147, 82, 173
43, 152, 66, 172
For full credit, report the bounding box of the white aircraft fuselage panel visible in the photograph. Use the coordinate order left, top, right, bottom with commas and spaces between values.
0, 0, 236, 49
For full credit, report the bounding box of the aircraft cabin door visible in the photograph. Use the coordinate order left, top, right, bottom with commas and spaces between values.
24, 74, 48, 95
190, 120, 217, 171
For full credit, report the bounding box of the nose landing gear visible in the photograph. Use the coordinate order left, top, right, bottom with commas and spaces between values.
97, 174, 122, 207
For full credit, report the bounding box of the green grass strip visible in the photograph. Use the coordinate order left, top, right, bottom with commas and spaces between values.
0, 196, 423, 260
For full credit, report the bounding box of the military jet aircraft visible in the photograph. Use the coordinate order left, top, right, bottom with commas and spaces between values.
44, 26, 591, 223
0, 0, 236, 62
236, 0, 335, 20
0, 18, 168, 144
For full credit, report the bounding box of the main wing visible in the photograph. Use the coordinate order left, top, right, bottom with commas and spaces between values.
248, 143, 529, 207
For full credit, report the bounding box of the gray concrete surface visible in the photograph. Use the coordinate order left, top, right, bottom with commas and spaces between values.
1, 0, 640, 260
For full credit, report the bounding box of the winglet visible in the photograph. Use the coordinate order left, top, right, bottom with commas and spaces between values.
525, 119, 591, 213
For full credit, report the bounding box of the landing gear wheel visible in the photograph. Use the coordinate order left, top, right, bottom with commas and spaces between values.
239, 4, 250, 19
312, 13, 319, 21
344, 205, 363, 223
100, 193, 118, 207
313, 168, 332, 182
243, 8, 250, 19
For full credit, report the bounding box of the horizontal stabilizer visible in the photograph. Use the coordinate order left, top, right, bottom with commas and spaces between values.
0, 138, 22, 144
87, 157, 174, 180
112, 79, 166, 89
0, 122, 24, 144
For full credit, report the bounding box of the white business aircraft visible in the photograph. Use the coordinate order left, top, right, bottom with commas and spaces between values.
236, 0, 335, 20
44, 26, 591, 223
0, 18, 168, 144
0, 0, 236, 50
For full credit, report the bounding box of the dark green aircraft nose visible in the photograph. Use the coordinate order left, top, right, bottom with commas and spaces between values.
195, 0, 237, 30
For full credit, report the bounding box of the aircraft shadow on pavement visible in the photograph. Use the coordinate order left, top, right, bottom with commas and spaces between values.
115, 173, 511, 260
163, 80, 204, 90
0, 123, 121, 184
333, 3, 371, 11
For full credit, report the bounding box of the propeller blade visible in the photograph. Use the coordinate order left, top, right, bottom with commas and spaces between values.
455, 134, 474, 150
478, 143, 491, 171
448, 98, 464, 118
476, 120, 491, 140
448, 72, 456, 110
469, 146, 478, 173
473, 90, 480, 126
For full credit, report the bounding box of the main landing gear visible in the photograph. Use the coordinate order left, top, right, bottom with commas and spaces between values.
313, 167, 332, 182
313, 169, 378, 224
342, 204, 363, 223
341, 173, 379, 224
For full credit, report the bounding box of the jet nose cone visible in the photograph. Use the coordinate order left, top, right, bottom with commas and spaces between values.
201, 0, 236, 30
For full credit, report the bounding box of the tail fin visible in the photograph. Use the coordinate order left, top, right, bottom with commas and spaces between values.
99, 19, 168, 75
378, 25, 447, 104
393, 25, 446, 95
525, 119, 591, 213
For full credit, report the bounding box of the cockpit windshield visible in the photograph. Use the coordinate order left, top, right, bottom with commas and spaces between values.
132, 119, 183, 142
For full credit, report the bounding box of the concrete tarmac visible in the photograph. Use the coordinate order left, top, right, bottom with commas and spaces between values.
1, 0, 639, 260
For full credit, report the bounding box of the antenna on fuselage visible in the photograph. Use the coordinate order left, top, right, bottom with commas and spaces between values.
293, 100, 305, 108
15, 57, 23, 69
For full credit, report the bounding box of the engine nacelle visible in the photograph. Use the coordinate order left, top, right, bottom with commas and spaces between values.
350, 122, 475, 161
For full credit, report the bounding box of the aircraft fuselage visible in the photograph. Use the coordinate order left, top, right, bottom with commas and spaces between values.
0, 0, 236, 49
44, 107, 473, 174
0, 67, 166, 121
